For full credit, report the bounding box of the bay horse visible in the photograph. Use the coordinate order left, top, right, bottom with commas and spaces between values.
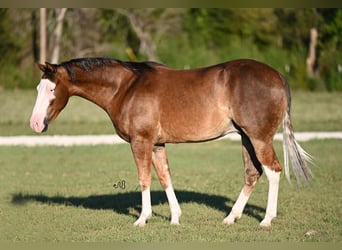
30, 58, 312, 227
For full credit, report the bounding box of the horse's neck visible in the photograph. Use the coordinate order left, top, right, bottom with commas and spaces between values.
71, 69, 132, 112
72, 81, 114, 111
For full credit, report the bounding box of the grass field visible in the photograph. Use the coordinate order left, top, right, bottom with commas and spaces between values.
0, 89, 341, 242
0, 140, 341, 242
0, 90, 341, 135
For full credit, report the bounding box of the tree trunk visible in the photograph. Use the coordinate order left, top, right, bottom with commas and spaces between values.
306, 27, 318, 77
51, 8, 67, 64
31, 10, 39, 63
118, 9, 159, 61
39, 8, 47, 64
127, 13, 158, 61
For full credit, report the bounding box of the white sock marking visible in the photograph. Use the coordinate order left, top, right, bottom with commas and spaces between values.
260, 166, 280, 227
165, 184, 181, 225
134, 188, 152, 227
223, 189, 250, 224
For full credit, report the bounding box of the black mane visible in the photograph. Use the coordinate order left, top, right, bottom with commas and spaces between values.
59, 57, 160, 82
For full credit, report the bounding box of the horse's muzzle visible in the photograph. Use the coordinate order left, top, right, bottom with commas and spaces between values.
30, 115, 49, 133
42, 117, 49, 132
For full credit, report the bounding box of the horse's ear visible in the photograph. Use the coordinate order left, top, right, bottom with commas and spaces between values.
37, 62, 57, 73
38, 63, 46, 72
45, 62, 57, 73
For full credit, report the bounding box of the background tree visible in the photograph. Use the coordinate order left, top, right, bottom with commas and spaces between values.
0, 8, 340, 91
39, 8, 46, 64
0, 9, 19, 63
50, 8, 67, 64
115, 8, 185, 61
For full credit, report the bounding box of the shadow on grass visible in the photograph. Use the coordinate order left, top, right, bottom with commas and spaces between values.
11, 190, 264, 222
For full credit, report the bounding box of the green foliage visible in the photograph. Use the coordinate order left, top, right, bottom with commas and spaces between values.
0, 8, 341, 91
183, 9, 279, 50
97, 8, 138, 53
0, 64, 38, 89
317, 9, 342, 91
0, 9, 39, 89
0, 10, 19, 60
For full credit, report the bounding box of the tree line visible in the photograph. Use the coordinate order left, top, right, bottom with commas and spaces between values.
0, 8, 341, 91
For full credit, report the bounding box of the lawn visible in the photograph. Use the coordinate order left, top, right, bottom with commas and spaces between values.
0, 89, 341, 242
0, 139, 341, 242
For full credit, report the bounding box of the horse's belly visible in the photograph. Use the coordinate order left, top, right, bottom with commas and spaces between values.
161, 117, 237, 143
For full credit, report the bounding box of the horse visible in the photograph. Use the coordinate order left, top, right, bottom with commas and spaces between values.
30, 57, 312, 227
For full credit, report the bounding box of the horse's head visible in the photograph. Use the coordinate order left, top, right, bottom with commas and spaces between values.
30, 62, 70, 133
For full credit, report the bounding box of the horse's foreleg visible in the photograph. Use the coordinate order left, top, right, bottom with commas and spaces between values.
152, 145, 181, 225
223, 134, 262, 225
130, 138, 153, 227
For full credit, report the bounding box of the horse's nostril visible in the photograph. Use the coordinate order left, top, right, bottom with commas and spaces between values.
43, 117, 49, 126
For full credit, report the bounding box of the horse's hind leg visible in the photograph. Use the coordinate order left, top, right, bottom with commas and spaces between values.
251, 138, 281, 227
223, 134, 263, 224
152, 145, 181, 225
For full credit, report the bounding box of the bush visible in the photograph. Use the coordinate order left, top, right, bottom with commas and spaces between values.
0, 62, 38, 89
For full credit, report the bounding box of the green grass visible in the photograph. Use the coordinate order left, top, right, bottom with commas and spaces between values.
0, 140, 341, 242
0, 89, 341, 135
291, 91, 342, 132
0, 88, 341, 242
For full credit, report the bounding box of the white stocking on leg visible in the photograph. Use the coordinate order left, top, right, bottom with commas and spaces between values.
134, 188, 152, 227
165, 184, 181, 225
260, 166, 280, 227
223, 187, 251, 224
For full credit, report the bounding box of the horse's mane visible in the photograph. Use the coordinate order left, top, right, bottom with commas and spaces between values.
60, 57, 162, 82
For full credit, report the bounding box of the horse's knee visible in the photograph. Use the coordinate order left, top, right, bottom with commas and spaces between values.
138, 173, 152, 190
245, 166, 261, 181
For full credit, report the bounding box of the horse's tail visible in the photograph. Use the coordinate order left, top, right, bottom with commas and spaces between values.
282, 77, 313, 185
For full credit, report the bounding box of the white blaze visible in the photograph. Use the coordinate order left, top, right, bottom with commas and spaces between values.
30, 79, 56, 133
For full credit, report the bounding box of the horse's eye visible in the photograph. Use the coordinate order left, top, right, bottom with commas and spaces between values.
51, 88, 55, 93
